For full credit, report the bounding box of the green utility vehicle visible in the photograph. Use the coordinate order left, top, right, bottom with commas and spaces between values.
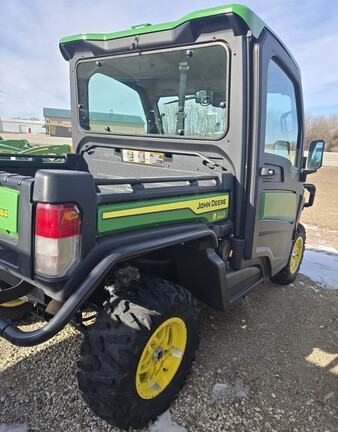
0, 135, 71, 157
0, 5, 324, 430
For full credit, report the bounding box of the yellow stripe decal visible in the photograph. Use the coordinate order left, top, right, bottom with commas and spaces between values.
102, 194, 229, 220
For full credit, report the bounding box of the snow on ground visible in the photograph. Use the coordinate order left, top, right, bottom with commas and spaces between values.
148, 411, 187, 432
301, 247, 338, 290
0, 425, 28, 432
212, 378, 250, 404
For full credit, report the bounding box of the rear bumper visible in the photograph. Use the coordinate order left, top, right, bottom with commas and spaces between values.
0, 224, 217, 347
0, 252, 113, 346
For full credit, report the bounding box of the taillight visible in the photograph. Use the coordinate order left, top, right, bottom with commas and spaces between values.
35, 203, 82, 277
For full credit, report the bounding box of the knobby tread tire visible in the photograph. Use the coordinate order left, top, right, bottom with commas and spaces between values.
77, 277, 199, 430
271, 223, 306, 285
0, 301, 32, 321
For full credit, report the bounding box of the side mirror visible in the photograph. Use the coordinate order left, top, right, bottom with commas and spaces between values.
307, 140, 325, 170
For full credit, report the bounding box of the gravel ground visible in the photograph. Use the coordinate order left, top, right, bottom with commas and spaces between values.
1, 275, 337, 432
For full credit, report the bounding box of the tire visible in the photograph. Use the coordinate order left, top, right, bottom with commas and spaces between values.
77, 277, 199, 430
271, 223, 306, 285
0, 299, 32, 321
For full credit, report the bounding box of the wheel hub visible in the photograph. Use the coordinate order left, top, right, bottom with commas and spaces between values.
136, 317, 187, 399
153, 347, 165, 362
290, 236, 304, 274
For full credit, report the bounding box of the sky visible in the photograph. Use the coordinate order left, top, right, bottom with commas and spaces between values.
0, 0, 338, 119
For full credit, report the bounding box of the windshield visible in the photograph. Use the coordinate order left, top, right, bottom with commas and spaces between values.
77, 44, 228, 139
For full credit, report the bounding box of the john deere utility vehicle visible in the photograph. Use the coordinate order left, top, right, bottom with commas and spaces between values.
0, 4, 324, 430
0, 135, 71, 157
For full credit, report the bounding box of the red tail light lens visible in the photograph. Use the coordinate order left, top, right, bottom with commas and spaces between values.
35, 203, 82, 277
35, 203, 81, 239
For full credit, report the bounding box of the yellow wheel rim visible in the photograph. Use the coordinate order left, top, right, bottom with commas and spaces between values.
136, 317, 187, 400
289, 236, 304, 274
0, 299, 26, 308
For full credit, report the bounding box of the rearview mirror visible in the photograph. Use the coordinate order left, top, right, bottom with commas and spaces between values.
273, 140, 290, 157
195, 90, 210, 105
195, 90, 225, 107
307, 140, 324, 170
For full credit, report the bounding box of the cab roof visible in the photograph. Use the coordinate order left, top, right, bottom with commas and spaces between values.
60, 4, 266, 55
59, 4, 298, 71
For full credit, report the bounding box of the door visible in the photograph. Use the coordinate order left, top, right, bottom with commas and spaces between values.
250, 33, 304, 274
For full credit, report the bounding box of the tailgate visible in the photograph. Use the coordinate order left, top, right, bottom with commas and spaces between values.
0, 172, 34, 281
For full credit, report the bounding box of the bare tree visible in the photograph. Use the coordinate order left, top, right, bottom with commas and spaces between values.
305, 114, 338, 152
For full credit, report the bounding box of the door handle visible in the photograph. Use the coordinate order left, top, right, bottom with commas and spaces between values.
260, 167, 275, 176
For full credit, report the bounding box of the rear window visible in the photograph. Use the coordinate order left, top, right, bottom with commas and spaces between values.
77, 44, 229, 139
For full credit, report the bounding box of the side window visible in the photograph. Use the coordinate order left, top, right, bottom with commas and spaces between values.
265, 59, 299, 166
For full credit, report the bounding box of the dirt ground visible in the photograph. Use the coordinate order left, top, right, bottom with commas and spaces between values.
0, 163, 337, 432
300, 167, 338, 250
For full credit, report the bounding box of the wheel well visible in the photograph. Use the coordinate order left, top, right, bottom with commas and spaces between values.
87, 249, 179, 308
130, 251, 179, 282
88, 240, 223, 310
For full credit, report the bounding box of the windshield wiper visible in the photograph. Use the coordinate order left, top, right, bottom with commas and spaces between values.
164, 95, 195, 105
